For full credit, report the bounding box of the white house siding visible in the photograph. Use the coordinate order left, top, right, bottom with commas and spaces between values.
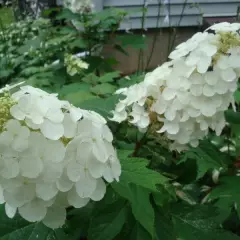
92, 0, 240, 29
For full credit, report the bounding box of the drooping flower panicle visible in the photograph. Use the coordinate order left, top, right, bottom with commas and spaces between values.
63, 0, 94, 14
0, 84, 121, 229
111, 22, 240, 151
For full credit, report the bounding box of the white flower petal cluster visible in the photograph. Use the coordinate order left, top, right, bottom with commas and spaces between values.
64, 53, 89, 76
111, 22, 240, 151
63, 0, 94, 14
0, 85, 120, 229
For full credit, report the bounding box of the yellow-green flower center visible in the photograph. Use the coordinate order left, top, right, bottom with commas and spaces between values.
0, 93, 16, 132
213, 32, 240, 63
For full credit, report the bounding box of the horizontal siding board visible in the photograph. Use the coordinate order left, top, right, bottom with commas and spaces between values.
115, 3, 238, 18
104, 0, 240, 7
103, 0, 240, 28
120, 15, 202, 29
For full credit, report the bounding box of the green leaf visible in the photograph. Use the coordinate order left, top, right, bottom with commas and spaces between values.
130, 223, 152, 240
69, 38, 87, 49
234, 91, 240, 103
118, 150, 168, 191
56, 9, 79, 20
180, 140, 229, 179
58, 83, 91, 97
210, 176, 240, 216
170, 204, 240, 240
0, 205, 29, 238
112, 183, 154, 236
225, 110, 240, 124
155, 207, 176, 240
153, 184, 177, 208
116, 35, 146, 49
0, 204, 68, 240
90, 83, 117, 95
98, 71, 121, 83
88, 200, 127, 240
63, 91, 98, 106
18, 38, 42, 54
78, 95, 119, 119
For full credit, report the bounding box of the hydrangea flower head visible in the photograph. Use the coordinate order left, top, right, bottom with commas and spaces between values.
0, 84, 121, 228
63, 0, 94, 14
111, 22, 240, 151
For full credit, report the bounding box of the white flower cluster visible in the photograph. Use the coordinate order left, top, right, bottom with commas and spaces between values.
63, 0, 94, 14
111, 22, 240, 151
0, 85, 120, 229
64, 53, 89, 76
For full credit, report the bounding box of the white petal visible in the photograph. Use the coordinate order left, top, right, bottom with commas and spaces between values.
190, 73, 204, 84
90, 178, 106, 201
3, 184, 35, 208
200, 120, 208, 130
187, 108, 200, 118
10, 105, 25, 120
164, 108, 176, 121
36, 183, 58, 201
102, 125, 113, 142
20, 155, 43, 178
42, 206, 66, 229
25, 118, 39, 130
67, 161, 82, 182
221, 68, 236, 82
45, 109, 64, 123
197, 55, 211, 73
1, 159, 19, 179
56, 172, 74, 192
190, 139, 199, 147
166, 122, 179, 134
5, 203, 17, 218
203, 84, 214, 97
92, 140, 109, 163
5, 119, 21, 133
0, 185, 5, 204
75, 171, 97, 198
67, 188, 90, 208
40, 120, 64, 140
63, 114, 77, 138
44, 140, 66, 163
110, 159, 121, 181
87, 156, 105, 178
19, 199, 47, 222
12, 138, 28, 152
201, 104, 216, 117
69, 107, 83, 122
190, 85, 202, 96
103, 165, 114, 183
0, 131, 13, 146
162, 88, 176, 100
204, 71, 219, 85
110, 110, 127, 123
40, 162, 63, 182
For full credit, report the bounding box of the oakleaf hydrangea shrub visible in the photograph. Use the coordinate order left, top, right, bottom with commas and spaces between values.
0, 83, 121, 229
111, 22, 240, 151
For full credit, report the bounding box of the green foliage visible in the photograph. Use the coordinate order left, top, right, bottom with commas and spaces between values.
117, 150, 168, 191
180, 140, 230, 178
0, 204, 68, 240
170, 204, 240, 240
112, 183, 155, 236
1, 3, 240, 240
210, 176, 240, 216
0, 7, 14, 28
88, 199, 128, 240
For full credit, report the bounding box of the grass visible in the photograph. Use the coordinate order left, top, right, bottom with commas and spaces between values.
0, 7, 14, 28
